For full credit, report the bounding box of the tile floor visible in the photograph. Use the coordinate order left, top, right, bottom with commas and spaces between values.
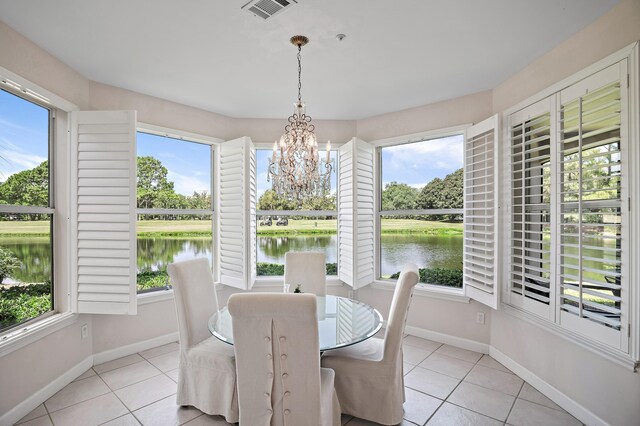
15, 336, 583, 426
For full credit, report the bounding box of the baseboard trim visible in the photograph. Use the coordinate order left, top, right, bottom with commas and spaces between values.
1, 355, 93, 426
93, 332, 179, 365
489, 347, 609, 426
404, 325, 490, 354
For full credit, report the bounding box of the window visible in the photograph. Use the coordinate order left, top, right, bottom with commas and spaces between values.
378, 134, 464, 288
0, 88, 54, 332
507, 61, 632, 352
136, 131, 213, 293
255, 148, 338, 277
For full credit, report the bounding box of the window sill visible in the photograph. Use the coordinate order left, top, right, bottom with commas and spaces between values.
0, 312, 78, 358
137, 289, 175, 305
501, 302, 639, 372
370, 280, 470, 303
251, 276, 344, 288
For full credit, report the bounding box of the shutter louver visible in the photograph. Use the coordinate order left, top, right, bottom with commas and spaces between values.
464, 115, 499, 309
557, 62, 628, 349
218, 137, 256, 290
338, 138, 375, 289
70, 110, 137, 315
509, 98, 555, 319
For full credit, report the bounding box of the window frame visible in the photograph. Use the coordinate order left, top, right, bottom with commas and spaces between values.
135, 123, 221, 295
371, 126, 468, 293
0, 85, 56, 333
253, 144, 340, 279
500, 42, 639, 370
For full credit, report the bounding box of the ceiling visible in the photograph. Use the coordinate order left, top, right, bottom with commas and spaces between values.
0, 0, 618, 120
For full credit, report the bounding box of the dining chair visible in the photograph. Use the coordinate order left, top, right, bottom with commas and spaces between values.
228, 293, 341, 426
167, 258, 238, 423
284, 251, 327, 295
321, 263, 420, 425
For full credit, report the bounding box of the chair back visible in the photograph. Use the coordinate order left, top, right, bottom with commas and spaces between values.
284, 251, 327, 296
229, 293, 322, 426
167, 258, 219, 349
383, 264, 420, 361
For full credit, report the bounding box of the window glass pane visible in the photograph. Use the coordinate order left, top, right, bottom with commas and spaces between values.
256, 216, 337, 276
136, 132, 211, 209
0, 213, 53, 331
0, 89, 49, 207
255, 148, 337, 276
380, 215, 463, 288
136, 132, 213, 293
381, 135, 463, 211
137, 214, 212, 292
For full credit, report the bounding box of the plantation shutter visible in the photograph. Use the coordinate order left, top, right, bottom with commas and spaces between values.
218, 136, 256, 290
70, 110, 137, 315
557, 61, 628, 350
508, 98, 555, 320
338, 138, 375, 289
464, 115, 499, 309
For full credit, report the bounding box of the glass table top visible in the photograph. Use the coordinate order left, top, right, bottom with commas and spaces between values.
208, 295, 383, 351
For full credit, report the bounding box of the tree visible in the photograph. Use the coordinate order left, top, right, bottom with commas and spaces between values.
0, 247, 21, 284
381, 182, 418, 211
136, 156, 175, 209
0, 161, 49, 219
257, 190, 297, 211
417, 168, 463, 221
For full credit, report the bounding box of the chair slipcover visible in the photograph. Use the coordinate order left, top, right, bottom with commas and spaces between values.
284, 251, 327, 295
167, 258, 238, 423
321, 264, 420, 425
228, 293, 341, 426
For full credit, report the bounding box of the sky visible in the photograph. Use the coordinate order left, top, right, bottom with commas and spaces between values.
1, 87, 463, 197
0, 89, 49, 182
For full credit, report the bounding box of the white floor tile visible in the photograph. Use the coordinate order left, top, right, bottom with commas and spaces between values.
94, 354, 145, 374
404, 366, 460, 400
403, 344, 434, 365
100, 360, 162, 390
403, 362, 415, 376
14, 415, 53, 426
434, 345, 483, 363
419, 353, 476, 379
147, 350, 179, 372
477, 355, 512, 373
506, 398, 581, 426
403, 387, 442, 425
464, 364, 524, 396
166, 368, 180, 382
114, 374, 177, 411
447, 381, 515, 421
16, 404, 47, 424
139, 342, 180, 359
73, 368, 97, 382
403, 336, 442, 352
102, 413, 142, 425
133, 394, 202, 426
518, 382, 563, 411
427, 402, 503, 426
44, 376, 111, 412
48, 393, 128, 426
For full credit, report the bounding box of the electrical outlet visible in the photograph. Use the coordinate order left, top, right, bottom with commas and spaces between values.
476, 312, 485, 325
81, 324, 88, 340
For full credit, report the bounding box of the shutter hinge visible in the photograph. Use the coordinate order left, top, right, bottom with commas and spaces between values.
629, 324, 631, 338
629, 197, 632, 212
51, 109, 56, 119
627, 74, 630, 88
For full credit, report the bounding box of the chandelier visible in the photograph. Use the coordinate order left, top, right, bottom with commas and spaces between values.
267, 35, 334, 203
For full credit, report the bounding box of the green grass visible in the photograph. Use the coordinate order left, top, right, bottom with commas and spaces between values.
0, 219, 462, 236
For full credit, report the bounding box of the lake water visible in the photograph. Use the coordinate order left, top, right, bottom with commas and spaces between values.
1, 234, 463, 283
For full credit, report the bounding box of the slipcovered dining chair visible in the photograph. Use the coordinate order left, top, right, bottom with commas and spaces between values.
167, 258, 238, 423
228, 293, 341, 426
284, 251, 327, 295
321, 263, 420, 425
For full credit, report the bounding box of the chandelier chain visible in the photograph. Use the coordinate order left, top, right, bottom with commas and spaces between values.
297, 44, 302, 103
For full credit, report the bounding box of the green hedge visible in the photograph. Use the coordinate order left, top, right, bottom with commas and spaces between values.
257, 262, 337, 276
137, 270, 170, 291
0, 282, 51, 329
390, 267, 463, 288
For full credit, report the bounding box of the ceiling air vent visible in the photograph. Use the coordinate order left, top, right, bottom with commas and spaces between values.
241, 0, 298, 20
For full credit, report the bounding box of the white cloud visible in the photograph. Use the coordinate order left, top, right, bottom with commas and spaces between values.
0, 139, 47, 179
168, 170, 210, 196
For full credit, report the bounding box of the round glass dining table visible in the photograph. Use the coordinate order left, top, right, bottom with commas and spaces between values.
208, 295, 383, 351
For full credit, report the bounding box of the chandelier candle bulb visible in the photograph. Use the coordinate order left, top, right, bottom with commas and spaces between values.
326, 141, 331, 162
